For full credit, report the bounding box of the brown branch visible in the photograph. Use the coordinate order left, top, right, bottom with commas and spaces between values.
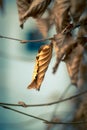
0, 23, 86, 44
0, 89, 87, 107
46, 120, 87, 125
1, 105, 48, 122
1, 105, 87, 125
0, 35, 52, 43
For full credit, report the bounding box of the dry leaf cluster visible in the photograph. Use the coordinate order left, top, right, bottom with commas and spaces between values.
16, 0, 87, 91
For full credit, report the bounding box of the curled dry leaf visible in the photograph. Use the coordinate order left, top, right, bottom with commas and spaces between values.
17, 0, 52, 28
27, 43, 53, 90
52, 33, 66, 73
17, 0, 33, 28
53, 33, 74, 73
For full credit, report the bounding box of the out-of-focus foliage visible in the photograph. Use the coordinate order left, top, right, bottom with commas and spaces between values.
16, 0, 51, 28
0, 0, 4, 11
16, 0, 87, 90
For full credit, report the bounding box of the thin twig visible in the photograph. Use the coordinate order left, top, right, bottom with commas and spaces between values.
0, 89, 87, 107
0, 23, 86, 44
46, 84, 71, 130
46, 120, 87, 125
1, 105, 48, 123
0, 35, 52, 43
1, 105, 87, 125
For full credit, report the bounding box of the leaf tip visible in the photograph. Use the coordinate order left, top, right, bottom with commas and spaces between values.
27, 80, 40, 91
20, 24, 23, 29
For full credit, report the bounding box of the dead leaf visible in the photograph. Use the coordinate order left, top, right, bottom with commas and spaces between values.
16, 0, 33, 28
65, 44, 83, 86
36, 9, 54, 38
70, 0, 86, 24
17, 0, 51, 28
27, 43, 53, 90
53, 33, 74, 73
79, 8, 87, 25
53, 0, 70, 32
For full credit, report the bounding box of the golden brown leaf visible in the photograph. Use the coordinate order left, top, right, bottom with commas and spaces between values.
27, 43, 53, 90
17, 0, 51, 28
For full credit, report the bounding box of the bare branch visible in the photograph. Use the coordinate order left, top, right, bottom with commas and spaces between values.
1, 105, 48, 122
0, 35, 52, 43
46, 120, 87, 125
1, 105, 87, 125
0, 89, 87, 107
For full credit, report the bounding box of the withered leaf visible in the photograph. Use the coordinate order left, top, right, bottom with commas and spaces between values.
53, 33, 74, 73
70, 0, 86, 24
36, 9, 54, 38
65, 44, 83, 86
17, 0, 51, 28
78, 44, 87, 87
16, 0, 33, 28
79, 8, 87, 24
27, 43, 53, 91
53, 0, 70, 32
36, 18, 49, 38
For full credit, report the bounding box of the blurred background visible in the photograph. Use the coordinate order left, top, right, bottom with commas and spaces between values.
0, 0, 78, 130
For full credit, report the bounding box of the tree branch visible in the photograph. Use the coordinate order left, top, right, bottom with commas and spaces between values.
1, 105, 48, 122
0, 35, 52, 43
1, 105, 87, 125
0, 89, 87, 107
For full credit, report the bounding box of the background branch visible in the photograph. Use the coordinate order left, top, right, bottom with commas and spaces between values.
1, 105, 87, 125
0, 89, 87, 107
0, 35, 51, 43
